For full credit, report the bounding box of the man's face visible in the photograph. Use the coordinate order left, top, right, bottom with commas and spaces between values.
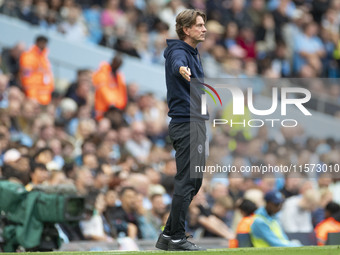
152, 195, 166, 216
76, 79, 90, 98
36, 41, 47, 51
186, 16, 207, 43
31, 167, 49, 184
266, 201, 282, 215
36, 150, 53, 164
121, 189, 137, 211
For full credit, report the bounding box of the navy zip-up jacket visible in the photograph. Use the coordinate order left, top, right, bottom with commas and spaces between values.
164, 39, 209, 123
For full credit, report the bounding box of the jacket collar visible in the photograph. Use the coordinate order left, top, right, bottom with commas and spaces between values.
31, 45, 48, 56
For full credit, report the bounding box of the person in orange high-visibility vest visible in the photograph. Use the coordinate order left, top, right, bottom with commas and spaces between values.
93, 54, 127, 120
19, 36, 54, 105
229, 199, 257, 248
315, 202, 340, 246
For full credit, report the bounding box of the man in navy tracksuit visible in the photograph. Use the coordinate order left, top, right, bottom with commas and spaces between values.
155, 9, 208, 251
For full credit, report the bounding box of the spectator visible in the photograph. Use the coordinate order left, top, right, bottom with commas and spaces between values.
145, 192, 167, 234
139, 93, 168, 145
223, 22, 247, 59
293, 22, 326, 77
125, 121, 152, 163
49, 0, 63, 13
211, 196, 234, 227
93, 54, 127, 120
126, 82, 139, 103
0, 124, 10, 167
105, 186, 141, 239
82, 152, 98, 170
83, 4, 103, 44
229, 199, 257, 248
247, 0, 266, 28
255, 13, 276, 59
25, 162, 49, 191
135, 192, 159, 240
223, 0, 253, 28
65, 75, 92, 108
27, 0, 49, 27
159, 0, 186, 38
7, 94, 34, 146
236, 199, 257, 234
105, 189, 117, 208
1, 42, 26, 85
250, 191, 301, 247
2, 148, 31, 186
19, 35, 54, 105
314, 201, 340, 245
206, 181, 228, 207
0, 0, 20, 18
55, 98, 78, 134
93, 165, 110, 192
33, 147, 54, 165
0, 74, 9, 109
75, 166, 94, 196
236, 26, 257, 59
228, 173, 245, 203
74, 118, 96, 152
100, 0, 123, 35
65, 69, 92, 99
80, 192, 114, 241
39, 122, 56, 142
48, 138, 65, 168
206, 0, 229, 25
280, 189, 321, 233
311, 0, 331, 23
188, 189, 235, 240
58, 4, 88, 42
47, 169, 69, 186
280, 173, 303, 198
271, 0, 290, 39
271, 40, 291, 77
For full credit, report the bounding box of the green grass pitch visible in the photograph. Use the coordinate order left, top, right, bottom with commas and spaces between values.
4, 246, 340, 255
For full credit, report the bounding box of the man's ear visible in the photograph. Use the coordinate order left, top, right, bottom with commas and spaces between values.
183, 26, 190, 36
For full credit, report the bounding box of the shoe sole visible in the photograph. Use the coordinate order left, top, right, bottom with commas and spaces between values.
168, 248, 206, 251
155, 241, 169, 251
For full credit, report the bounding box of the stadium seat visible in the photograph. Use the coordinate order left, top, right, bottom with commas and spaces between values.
236, 233, 253, 247
286, 232, 317, 246
326, 232, 340, 245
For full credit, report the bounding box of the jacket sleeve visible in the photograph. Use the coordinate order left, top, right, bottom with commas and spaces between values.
169, 49, 188, 76
251, 218, 300, 247
95, 88, 106, 120
19, 53, 35, 88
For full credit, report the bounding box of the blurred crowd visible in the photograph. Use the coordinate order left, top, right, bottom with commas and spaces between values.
1, 0, 340, 112
0, 0, 339, 77
0, 0, 340, 249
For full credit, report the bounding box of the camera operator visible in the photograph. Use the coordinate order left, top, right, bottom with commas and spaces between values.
0, 148, 84, 252
25, 162, 49, 191
2, 148, 30, 186
0, 149, 31, 251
